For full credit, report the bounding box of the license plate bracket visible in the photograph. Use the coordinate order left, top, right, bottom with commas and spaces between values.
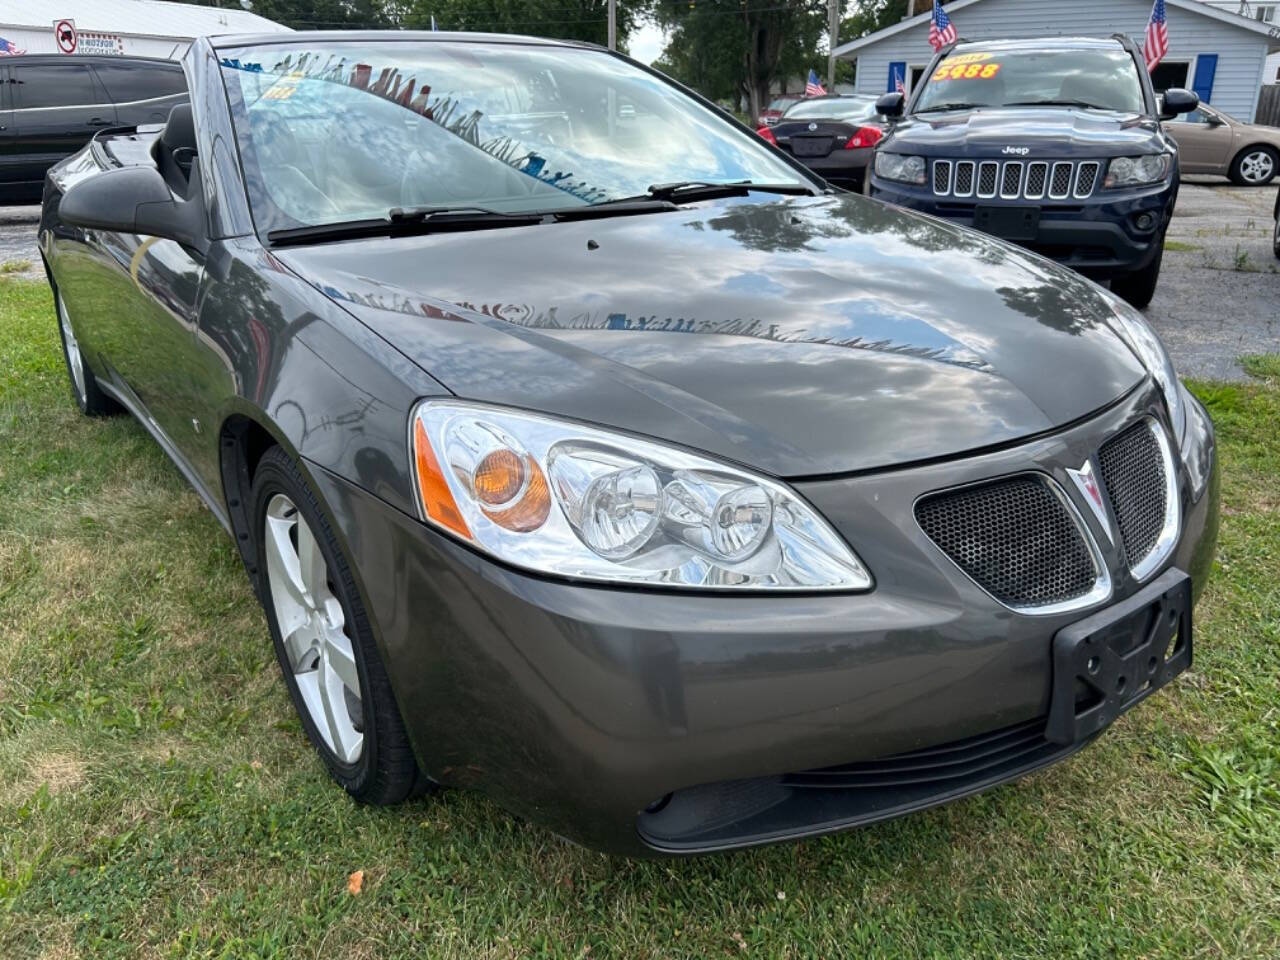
1046, 569, 1192, 746
791, 137, 834, 158
974, 205, 1040, 241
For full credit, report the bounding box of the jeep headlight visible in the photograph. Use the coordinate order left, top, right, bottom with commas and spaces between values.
1104, 155, 1171, 188
874, 152, 927, 185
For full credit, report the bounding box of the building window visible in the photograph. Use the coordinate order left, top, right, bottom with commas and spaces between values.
1149, 60, 1191, 93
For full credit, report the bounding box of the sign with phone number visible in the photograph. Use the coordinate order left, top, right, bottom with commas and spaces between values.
932, 61, 1002, 82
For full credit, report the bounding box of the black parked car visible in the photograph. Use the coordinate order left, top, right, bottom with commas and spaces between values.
1, 54, 187, 203
40, 32, 1218, 856
757, 94, 885, 190
869, 36, 1198, 308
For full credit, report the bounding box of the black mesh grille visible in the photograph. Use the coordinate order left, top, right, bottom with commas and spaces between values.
916, 476, 1097, 608
1026, 162, 1048, 196
1050, 162, 1073, 197
1001, 162, 1022, 196
978, 161, 999, 196
933, 160, 951, 193
955, 162, 974, 195
1098, 423, 1168, 566
1075, 162, 1099, 196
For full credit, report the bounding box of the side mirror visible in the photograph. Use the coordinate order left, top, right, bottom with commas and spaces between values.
876, 91, 905, 119
59, 165, 208, 254
1159, 87, 1199, 121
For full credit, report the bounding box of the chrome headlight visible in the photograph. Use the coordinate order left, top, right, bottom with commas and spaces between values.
1104, 154, 1171, 188
1107, 300, 1185, 442
874, 152, 926, 185
409, 401, 872, 592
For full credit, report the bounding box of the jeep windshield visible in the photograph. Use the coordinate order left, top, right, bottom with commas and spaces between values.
217, 40, 812, 236
914, 47, 1145, 115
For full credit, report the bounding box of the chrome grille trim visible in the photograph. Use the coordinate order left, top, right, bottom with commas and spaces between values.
1025, 162, 1048, 199
933, 159, 953, 195
1000, 161, 1023, 199
1074, 161, 1100, 198
1098, 418, 1180, 581
915, 473, 1112, 617
954, 161, 975, 197
976, 161, 999, 198
1049, 162, 1073, 199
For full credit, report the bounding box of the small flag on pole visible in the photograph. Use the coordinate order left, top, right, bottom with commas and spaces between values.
0, 35, 25, 55
929, 0, 957, 52
1144, 0, 1169, 72
805, 69, 826, 96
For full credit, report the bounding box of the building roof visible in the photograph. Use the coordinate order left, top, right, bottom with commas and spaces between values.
833, 0, 1280, 58
0, 0, 290, 40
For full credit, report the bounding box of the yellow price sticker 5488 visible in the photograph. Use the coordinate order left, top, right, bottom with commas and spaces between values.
931, 61, 1002, 82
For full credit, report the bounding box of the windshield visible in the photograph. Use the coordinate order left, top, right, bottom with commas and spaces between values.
913, 47, 1146, 115
218, 41, 809, 234
783, 98, 878, 122
767, 97, 800, 111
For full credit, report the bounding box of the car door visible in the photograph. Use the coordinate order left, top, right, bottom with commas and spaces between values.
10, 60, 117, 190
92, 60, 188, 127
1165, 109, 1233, 173
0, 63, 16, 199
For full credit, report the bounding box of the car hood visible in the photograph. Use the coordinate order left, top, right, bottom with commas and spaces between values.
279, 194, 1146, 478
887, 107, 1163, 157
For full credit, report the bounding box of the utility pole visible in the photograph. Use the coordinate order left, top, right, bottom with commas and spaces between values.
827, 0, 840, 88
608, 0, 617, 50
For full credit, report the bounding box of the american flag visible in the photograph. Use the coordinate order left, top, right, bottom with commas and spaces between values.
805, 69, 826, 97
929, 0, 957, 52
0, 36, 25, 56
1144, 0, 1169, 72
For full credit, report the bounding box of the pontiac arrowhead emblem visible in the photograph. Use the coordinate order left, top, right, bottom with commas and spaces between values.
1067, 460, 1112, 543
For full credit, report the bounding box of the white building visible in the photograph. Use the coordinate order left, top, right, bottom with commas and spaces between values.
0, 0, 289, 61
834, 0, 1280, 122
1199, 0, 1280, 82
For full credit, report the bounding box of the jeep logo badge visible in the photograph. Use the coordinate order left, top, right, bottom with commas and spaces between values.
1002, 146, 1030, 156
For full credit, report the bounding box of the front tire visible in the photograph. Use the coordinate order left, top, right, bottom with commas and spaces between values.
251, 446, 427, 804
1111, 240, 1164, 309
55, 291, 119, 416
1229, 146, 1277, 186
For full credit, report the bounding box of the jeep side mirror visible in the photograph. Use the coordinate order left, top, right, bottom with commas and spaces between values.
1159, 87, 1199, 121
876, 91, 905, 119
59, 165, 208, 255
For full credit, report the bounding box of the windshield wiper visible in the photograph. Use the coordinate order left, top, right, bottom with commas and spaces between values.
1005, 99, 1112, 110
268, 207, 544, 246
916, 102, 986, 113
649, 180, 817, 202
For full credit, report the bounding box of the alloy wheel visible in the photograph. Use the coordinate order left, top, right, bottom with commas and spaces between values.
263, 493, 364, 763
1238, 150, 1274, 184
57, 294, 87, 403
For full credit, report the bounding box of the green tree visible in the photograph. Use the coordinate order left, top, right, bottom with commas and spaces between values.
653, 0, 834, 122
402, 0, 644, 48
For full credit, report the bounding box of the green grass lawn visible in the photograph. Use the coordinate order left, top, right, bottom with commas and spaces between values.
1, 276, 1278, 959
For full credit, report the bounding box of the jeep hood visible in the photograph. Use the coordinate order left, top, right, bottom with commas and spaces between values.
279, 193, 1146, 478
888, 107, 1164, 157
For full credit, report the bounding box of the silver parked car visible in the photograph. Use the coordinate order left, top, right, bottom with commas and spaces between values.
1164, 103, 1280, 186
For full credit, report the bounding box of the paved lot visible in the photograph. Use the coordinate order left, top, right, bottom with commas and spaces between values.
2, 181, 1277, 378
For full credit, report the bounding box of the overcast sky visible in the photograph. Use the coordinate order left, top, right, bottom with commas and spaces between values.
628, 20, 666, 64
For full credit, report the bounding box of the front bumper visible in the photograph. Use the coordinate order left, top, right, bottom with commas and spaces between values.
312, 385, 1217, 857
868, 175, 1176, 275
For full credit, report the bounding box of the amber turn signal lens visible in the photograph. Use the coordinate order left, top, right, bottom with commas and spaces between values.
413, 419, 472, 540
473, 448, 526, 506
482, 456, 551, 533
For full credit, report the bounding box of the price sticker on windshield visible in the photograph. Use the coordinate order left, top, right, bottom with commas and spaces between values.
932, 61, 1001, 82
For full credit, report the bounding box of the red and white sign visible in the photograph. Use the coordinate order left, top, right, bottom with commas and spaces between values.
54, 18, 77, 55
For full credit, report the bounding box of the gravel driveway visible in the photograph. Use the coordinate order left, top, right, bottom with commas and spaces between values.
3, 180, 1277, 379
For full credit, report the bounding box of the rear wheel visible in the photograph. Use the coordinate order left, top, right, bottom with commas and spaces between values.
55, 291, 119, 416
251, 446, 428, 804
1111, 241, 1164, 309
1229, 146, 1277, 186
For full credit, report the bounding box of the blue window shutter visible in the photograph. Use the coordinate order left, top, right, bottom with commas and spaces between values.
888, 61, 906, 93
1191, 55, 1217, 104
